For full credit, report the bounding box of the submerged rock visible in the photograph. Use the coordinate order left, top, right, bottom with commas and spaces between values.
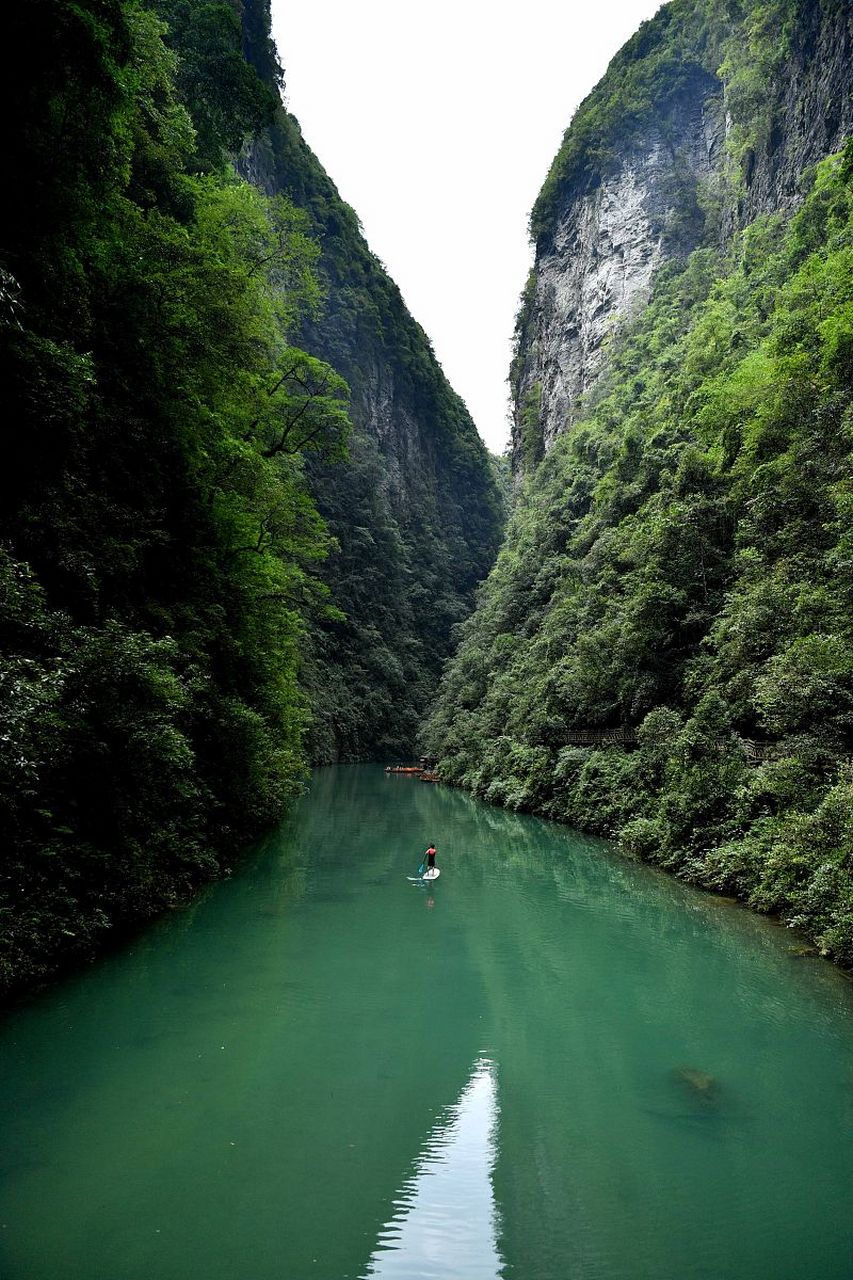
672, 1066, 717, 1101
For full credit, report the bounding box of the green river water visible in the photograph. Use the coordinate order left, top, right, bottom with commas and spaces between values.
2, 764, 853, 1279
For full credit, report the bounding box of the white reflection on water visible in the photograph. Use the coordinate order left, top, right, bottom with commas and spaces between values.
363, 1057, 504, 1279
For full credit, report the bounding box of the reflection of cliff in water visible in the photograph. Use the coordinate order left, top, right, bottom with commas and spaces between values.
268, 766, 853, 1280
364, 1057, 504, 1280
0, 764, 490, 1280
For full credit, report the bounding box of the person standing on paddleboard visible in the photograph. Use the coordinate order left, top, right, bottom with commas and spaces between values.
425, 844, 437, 871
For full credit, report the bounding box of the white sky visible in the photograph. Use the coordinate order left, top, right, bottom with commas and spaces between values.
270, 0, 663, 452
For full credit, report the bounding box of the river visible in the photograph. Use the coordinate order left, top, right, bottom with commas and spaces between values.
1, 765, 852, 1279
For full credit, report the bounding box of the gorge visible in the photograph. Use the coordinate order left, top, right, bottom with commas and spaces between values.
1, 0, 852, 991
3, 2, 853, 1275
0, 0, 501, 994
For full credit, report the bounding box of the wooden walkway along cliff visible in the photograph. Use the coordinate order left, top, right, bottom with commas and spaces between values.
387, 737, 774, 786
563, 729, 638, 747
563, 728, 774, 762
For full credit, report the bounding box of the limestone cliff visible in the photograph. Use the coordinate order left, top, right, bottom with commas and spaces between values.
734, 0, 853, 227
514, 66, 723, 459
513, 0, 853, 468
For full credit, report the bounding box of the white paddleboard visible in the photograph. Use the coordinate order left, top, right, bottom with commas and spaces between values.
407, 868, 441, 882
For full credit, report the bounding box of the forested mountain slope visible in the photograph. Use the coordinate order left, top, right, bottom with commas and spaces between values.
235, 0, 504, 761
426, 0, 853, 963
0, 0, 500, 995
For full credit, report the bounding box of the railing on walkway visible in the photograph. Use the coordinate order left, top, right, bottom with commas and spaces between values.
563, 728, 775, 762
563, 729, 638, 746
402, 736, 779, 787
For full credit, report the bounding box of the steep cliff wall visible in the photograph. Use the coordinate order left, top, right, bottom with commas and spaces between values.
0, 0, 501, 996
513, 67, 723, 459
734, 0, 853, 226
513, 0, 853, 467
238, 1, 503, 759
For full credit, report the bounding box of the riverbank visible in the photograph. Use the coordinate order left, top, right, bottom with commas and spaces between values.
423, 756, 853, 977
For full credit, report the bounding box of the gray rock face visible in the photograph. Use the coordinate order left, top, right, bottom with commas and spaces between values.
236, 0, 504, 759
514, 1, 853, 469
736, 1, 853, 230
352, 355, 425, 506
234, 162, 441, 517
514, 79, 724, 458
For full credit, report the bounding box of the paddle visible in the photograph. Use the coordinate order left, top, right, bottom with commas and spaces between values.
418, 845, 435, 877
417, 844, 433, 876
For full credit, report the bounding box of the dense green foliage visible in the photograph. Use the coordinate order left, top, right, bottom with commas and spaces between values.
426, 147, 853, 962
0, 0, 351, 991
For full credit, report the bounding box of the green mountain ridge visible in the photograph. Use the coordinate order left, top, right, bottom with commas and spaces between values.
2, 0, 851, 995
426, 0, 853, 964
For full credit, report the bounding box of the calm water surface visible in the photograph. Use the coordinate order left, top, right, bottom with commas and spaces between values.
2, 765, 853, 1279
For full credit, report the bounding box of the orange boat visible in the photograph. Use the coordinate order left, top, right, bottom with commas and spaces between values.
384, 765, 423, 775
